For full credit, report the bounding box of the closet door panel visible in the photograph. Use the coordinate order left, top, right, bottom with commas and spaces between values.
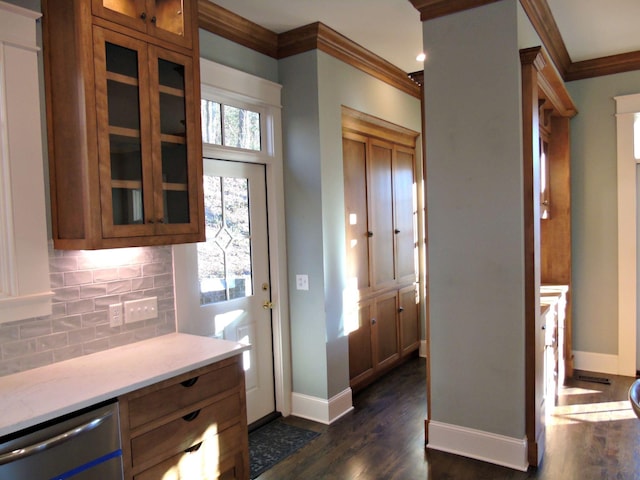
374, 290, 399, 369
348, 299, 374, 382
399, 283, 420, 355
394, 147, 416, 282
343, 134, 372, 292
369, 140, 395, 289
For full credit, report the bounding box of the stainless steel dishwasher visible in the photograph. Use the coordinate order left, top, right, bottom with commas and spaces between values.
0, 400, 123, 479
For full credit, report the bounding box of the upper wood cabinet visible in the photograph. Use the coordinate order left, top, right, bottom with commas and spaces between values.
43, 0, 204, 249
92, 0, 193, 49
343, 133, 417, 296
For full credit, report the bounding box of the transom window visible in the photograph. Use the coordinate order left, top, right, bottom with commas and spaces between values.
201, 99, 261, 151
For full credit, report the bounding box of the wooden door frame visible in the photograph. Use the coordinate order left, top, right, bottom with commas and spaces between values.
521, 46, 577, 467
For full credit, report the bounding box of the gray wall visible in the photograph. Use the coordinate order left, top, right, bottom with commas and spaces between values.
280, 50, 422, 399
567, 70, 640, 359
3, 0, 39, 10
423, 0, 526, 437
199, 30, 279, 82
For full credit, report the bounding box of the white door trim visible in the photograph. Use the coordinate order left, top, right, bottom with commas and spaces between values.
195, 59, 291, 416
614, 93, 640, 376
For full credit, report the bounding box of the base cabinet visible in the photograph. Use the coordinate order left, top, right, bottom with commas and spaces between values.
119, 355, 249, 480
348, 284, 419, 392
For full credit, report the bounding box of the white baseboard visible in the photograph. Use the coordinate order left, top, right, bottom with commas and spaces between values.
428, 420, 528, 472
291, 388, 354, 425
572, 350, 619, 375
419, 340, 427, 357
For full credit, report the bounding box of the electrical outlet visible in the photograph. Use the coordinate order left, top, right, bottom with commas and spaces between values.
109, 303, 122, 327
124, 297, 158, 324
296, 274, 309, 291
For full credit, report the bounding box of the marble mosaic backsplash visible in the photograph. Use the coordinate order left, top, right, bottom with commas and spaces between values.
0, 245, 176, 376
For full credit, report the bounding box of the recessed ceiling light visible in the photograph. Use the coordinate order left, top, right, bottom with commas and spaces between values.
416, 52, 426, 62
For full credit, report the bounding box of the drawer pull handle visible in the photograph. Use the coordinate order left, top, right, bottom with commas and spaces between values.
182, 410, 201, 422
181, 377, 199, 388
184, 441, 203, 454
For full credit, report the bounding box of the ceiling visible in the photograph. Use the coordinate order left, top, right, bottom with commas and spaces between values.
209, 0, 640, 74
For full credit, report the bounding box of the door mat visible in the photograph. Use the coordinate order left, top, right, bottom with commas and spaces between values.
249, 420, 320, 479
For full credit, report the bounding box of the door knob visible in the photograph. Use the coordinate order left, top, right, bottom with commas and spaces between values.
263, 300, 274, 309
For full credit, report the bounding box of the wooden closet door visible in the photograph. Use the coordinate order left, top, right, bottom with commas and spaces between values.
393, 146, 416, 283
374, 290, 400, 369
368, 139, 395, 289
348, 299, 374, 383
343, 133, 372, 292
399, 283, 420, 355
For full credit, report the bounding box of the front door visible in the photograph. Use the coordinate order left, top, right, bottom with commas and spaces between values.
174, 158, 275, 424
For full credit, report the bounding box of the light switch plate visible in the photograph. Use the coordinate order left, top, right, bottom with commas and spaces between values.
296, 274, 309, 291
124, 297, 158, 324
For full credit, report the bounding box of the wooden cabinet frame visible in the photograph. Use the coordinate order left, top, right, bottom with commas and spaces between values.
342, 107, 421, 392
43, 0, 204, 249
521, 46, 577, 467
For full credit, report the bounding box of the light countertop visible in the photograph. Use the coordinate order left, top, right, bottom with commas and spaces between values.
0, 333, 249, 437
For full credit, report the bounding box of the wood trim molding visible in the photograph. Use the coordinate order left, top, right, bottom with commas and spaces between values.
342, 106, 419, 148
567, 50, 640, 82
279, 23, 421, 99
519, 0, 640, 81
197, 0, 278, 58
519, 0, 571, 79
520, 47, 577, 118
197, 3, 421, 98
408, 0, 501, 21
520, 46, 542, 468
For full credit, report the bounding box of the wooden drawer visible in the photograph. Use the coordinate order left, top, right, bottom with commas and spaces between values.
128, 361, 241, 429
134, 423, 248, 480
131, 392, 242, 469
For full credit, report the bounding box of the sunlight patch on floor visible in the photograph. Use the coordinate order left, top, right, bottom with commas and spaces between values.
549, 400, 636, 425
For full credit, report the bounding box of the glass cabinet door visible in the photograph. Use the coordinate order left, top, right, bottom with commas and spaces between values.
93, 0, 148, 34
152, 0, 186, 38
92, 0, 191, 48
94, 27, 154, 237
150, 46, 199, 234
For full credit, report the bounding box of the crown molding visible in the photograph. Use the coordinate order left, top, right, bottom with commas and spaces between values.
279, 22, 421, 99
519, 0, 640, 81
197, 0, 278, 57
198, 2, 420, 98
519, 0, 571, 79
567, 50, 640, 82
408, 0, 501, 21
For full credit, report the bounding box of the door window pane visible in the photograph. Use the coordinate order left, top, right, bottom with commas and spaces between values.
198, 174, 253, 304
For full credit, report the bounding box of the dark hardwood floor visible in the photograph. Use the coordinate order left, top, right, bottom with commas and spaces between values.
256, 356, 640, 479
